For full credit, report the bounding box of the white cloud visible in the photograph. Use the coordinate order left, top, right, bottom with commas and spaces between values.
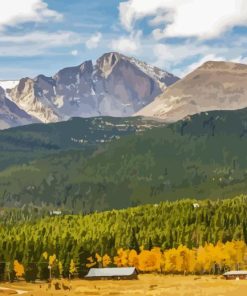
153, 43, 206, 64
119, 0, 247, 39
71, 50, 79, 56
111, 30, 142, 54
85, 32, 102, 49
152, 36, 247, 69
119, 0, 168, 31
151, 41, 233, 77
231, 56, 247, 64
0, 0, 62, 30
0, 31, 81, 45
152, 42, 228, 67
0, 31, 82, 56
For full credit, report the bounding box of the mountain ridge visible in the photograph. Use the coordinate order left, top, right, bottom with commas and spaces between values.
136, 60, 247, 121
3, 58, 247, 130
5, 52, 179, 126
0, 86, 39, 129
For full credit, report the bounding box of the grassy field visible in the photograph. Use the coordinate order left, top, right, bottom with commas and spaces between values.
1, 275, 247, 296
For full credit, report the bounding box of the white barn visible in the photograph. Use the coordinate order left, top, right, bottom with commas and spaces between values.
85, 267, 138, 280
223, 270, 247, 280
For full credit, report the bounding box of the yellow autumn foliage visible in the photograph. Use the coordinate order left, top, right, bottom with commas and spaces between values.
14, 260, 24, 277
102, 254, 111, 267
112, 240, 247, 274
49, 254, 56, 266
69, 259, 77, 275
15, 240, 247, 278
114, 248, 128, 267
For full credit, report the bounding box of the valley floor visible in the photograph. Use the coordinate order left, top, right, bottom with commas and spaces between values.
1, 274, 247, 296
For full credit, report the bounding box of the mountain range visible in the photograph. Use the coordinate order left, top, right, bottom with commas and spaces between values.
0, 52, 178, 129
1, 54, 247, 131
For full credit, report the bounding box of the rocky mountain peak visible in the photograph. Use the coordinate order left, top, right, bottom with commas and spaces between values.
79, 60, 93, 74
16, 77, 34, 94
96, 52, 123, 78
4, 52, 179, 126
0, 85, 38, 129
35, 74, 54, 84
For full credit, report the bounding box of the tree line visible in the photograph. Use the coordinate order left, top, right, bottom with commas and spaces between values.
0, 195, 247, 281
90, 240, 247, 274
2, 241, 247, 281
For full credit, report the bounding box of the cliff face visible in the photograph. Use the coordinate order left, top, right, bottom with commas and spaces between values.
0, 86, 38, 129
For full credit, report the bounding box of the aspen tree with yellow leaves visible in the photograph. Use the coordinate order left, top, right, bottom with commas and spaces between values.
163, 248, 177, 273
49, 254, 56, 267
58, 261, 63, 278
13, 260, 24, 278
128, 249, 139, 268
138, 248, 162, 272
95, 253, 103, 268
114, 248, 128, 267
102, 254, 111, 267
86, 256, 97, 268
69, 259, 77, 278
42, 252, 48, 260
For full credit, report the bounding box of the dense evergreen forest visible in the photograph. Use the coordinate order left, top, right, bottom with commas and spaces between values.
1, 109, 247, 210
0, 196, 247, 281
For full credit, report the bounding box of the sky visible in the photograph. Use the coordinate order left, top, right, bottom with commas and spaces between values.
1, 0, 247, 79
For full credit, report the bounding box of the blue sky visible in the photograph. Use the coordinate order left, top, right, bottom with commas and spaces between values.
1, 0, 247, 79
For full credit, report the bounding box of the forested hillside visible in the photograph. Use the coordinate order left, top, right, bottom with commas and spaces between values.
0, 116, 163, 170
1, 108, 247, 210
0, 196, 247, 280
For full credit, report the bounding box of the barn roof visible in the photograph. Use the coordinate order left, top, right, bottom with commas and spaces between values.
223, 270, 247, 276
85, 267, 137, 277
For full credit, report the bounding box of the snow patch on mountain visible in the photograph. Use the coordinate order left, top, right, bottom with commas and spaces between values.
0, 80, 19, 90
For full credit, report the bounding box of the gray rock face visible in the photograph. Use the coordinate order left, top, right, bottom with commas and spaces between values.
0, 86, 38, 129
136, 61, 247, 122
8, 52, 179, 123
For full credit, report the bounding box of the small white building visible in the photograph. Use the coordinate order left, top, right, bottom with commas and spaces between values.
223, 270, 247, 280
85, 267, 138, 280
49, 210, 62, 216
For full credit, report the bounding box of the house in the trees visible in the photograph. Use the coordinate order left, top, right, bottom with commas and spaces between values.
49, 210, 62, 216
193, 203, 200, 208
85, 267, 138, 280
223, 270, 247, 280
